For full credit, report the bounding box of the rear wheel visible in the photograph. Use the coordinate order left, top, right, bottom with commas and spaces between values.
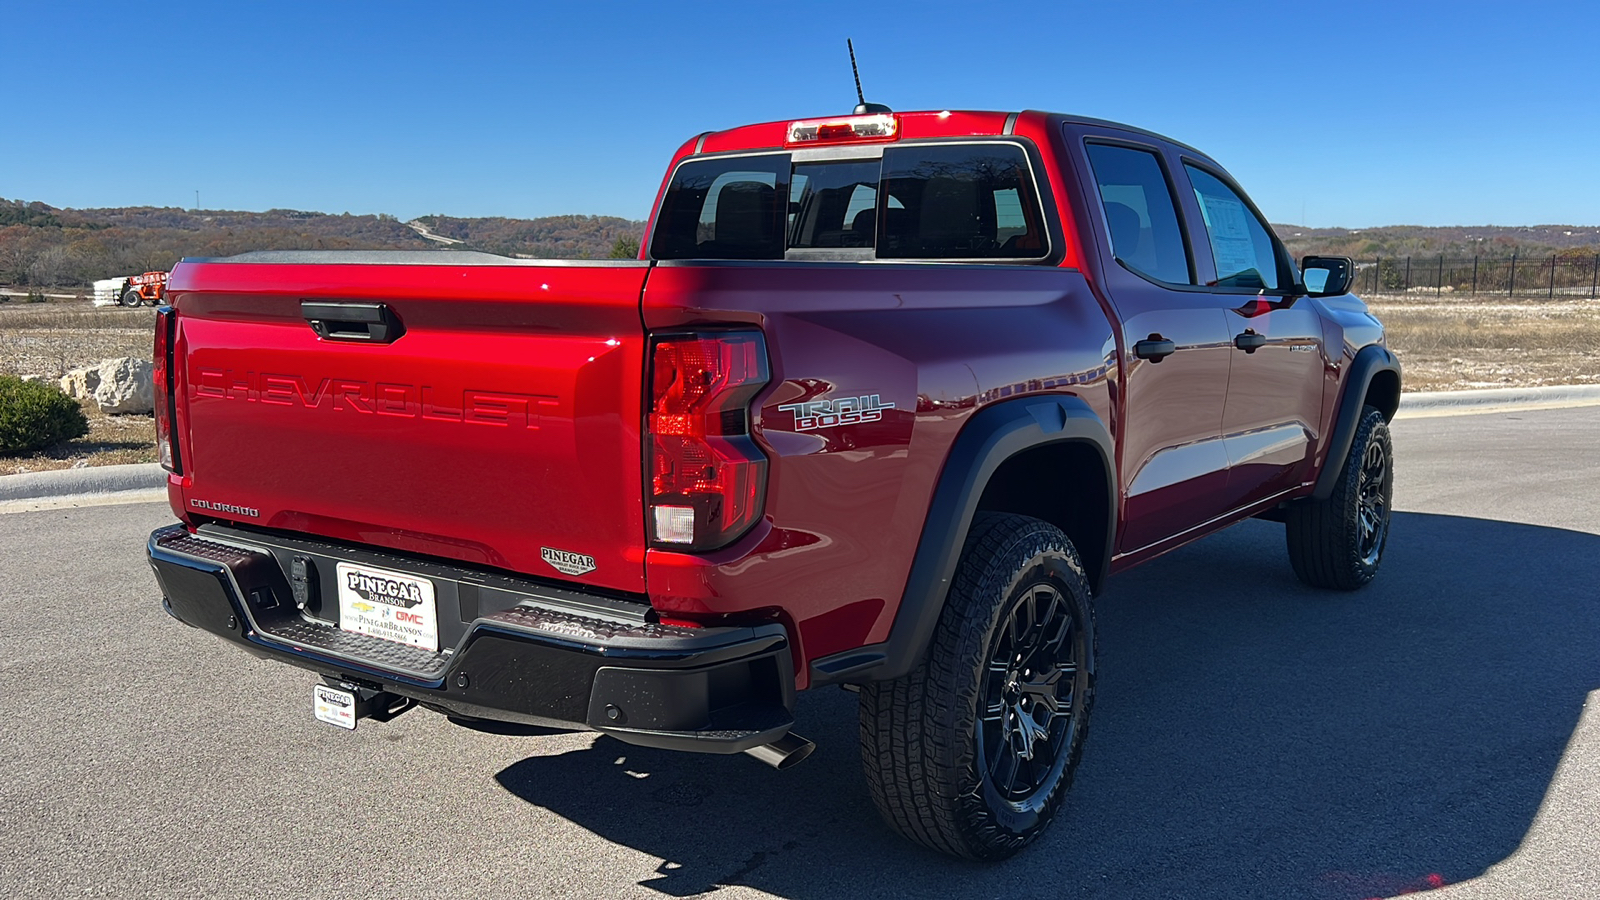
859, 513, 1095, 859
1286, 405, 1393, 589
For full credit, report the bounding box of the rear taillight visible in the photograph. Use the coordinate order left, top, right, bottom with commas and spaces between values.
647, 331, 770, 551
153, 306, 181, 474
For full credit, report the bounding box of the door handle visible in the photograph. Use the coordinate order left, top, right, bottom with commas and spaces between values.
1234, 330, 1267, 353
1133, 334, 1176, 363
302, 301, 404, 344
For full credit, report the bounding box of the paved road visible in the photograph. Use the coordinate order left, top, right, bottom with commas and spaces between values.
3, 407, 1598, 899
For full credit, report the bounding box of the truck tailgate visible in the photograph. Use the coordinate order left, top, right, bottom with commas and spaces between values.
167, 255, 649, 594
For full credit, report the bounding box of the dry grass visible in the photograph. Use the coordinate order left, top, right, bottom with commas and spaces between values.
0, 300, 155, 379
1367, 293, 1600, 391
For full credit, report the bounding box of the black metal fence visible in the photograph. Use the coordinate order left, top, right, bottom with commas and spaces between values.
1356, 254, 1600, 299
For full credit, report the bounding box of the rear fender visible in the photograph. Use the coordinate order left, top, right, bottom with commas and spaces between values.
809, 395, 1115, 685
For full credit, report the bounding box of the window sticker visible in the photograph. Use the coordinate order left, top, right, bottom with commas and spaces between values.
1199, 193, 1257, 281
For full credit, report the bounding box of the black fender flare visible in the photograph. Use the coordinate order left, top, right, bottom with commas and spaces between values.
1312, 344, 1402, 500
809, 395, 1115, 685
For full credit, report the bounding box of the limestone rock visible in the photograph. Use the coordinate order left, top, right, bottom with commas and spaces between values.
60, 357, 154, 415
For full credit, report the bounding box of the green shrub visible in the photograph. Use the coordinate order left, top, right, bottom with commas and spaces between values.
0, 375, 90, 455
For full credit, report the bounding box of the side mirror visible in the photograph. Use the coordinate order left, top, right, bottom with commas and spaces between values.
1300, 256, 1354, 296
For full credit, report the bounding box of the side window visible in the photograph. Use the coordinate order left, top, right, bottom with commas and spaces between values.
878, 144, 1046, 259
1083, 143, 1192, 285
1185, 166, 1281, 290
651, 156, 787, 260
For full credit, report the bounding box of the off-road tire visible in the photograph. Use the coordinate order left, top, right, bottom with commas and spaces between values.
1286, 405, 1394, 589
120, 289, 143, 307
859, 513, 1096, 860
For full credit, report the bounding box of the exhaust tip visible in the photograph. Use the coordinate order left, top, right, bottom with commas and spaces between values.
745, 732, 815, 770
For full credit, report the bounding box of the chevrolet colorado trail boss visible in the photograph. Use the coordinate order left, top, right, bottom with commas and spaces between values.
147, 107, 1399, 859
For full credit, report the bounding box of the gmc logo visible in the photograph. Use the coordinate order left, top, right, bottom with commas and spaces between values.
193, 369, 557, 429
395, 611, 425, 625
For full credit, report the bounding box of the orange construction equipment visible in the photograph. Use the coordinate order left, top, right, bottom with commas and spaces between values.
120, 271, 169, 307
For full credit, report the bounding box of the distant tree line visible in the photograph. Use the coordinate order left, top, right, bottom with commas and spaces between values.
5, 197, 1594, 288
415, 213, 643, 261
0, 198, 647, 287
1275, 223, 1600, 261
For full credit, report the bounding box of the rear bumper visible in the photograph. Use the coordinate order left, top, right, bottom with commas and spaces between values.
147, 524, 796, 753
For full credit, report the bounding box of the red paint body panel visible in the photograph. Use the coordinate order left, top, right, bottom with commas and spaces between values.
165, 261, 651, 593
639, 262, 1114, 686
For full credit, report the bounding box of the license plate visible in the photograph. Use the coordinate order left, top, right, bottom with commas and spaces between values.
335, 561, 439, 651
313, 684, 357, 730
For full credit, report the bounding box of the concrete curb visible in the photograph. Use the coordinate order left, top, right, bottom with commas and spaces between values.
1395, 384, 1600, 419
0, 463, 165, 502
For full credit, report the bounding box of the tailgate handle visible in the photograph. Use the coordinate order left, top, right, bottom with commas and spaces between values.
301, 301, 404, 344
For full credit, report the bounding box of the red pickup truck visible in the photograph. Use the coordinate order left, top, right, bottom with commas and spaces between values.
147, 107, 1399, 859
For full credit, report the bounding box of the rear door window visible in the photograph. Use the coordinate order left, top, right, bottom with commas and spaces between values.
1185, 165, 1282, 290
650, 142, 1047, 261
1084, 143, 1192, 285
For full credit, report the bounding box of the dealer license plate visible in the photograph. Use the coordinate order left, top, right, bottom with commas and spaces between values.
335, 561, 439, 651
313, 684, 358, 729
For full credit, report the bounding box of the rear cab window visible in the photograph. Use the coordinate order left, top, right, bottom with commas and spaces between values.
650, 143, 1049, 262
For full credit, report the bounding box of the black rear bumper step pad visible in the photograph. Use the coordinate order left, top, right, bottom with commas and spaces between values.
147, 525, 797, 753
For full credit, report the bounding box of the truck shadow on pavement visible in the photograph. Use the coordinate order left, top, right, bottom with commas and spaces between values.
496, 512, 1600, 899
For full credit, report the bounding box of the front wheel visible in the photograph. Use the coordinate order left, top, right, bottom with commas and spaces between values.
858, 513, 1095, 859
1285, 405, 1394, 589
120, 289, 142, 307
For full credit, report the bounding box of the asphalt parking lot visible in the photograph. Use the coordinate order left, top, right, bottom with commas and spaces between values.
2, 406, 1598, 899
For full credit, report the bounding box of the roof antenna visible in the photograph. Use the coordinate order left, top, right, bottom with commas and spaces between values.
848, 39, 892, 115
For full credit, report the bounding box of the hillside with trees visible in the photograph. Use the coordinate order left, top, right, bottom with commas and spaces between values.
1276, 224, 1600, 260
3, 196, 1596, 289
0, 198, 648, 287
414, 214, 644, 260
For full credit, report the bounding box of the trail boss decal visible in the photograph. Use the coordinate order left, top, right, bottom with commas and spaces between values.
778, 395, 895, 432
542, 547, 597, 576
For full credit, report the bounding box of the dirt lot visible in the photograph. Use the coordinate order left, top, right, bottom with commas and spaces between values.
0, 299, 158, 475
1, 292, 1596, 472
0, 300, 155, 378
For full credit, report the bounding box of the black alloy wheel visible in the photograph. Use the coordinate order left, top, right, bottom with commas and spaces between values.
1286, 404, 1394, 590
1355, 436, 1390, 568
980, 581, 1087, 806
859, 512, 1096, 860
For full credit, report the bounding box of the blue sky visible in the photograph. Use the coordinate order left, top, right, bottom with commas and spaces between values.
4, 0, 1596, 227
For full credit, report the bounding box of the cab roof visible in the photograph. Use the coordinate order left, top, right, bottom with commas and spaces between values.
691, 109, 1209, 161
